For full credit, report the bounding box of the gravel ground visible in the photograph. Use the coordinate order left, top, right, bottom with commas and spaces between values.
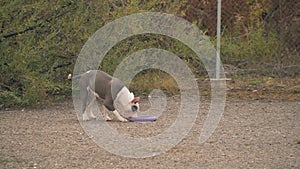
0, 97, 299, 169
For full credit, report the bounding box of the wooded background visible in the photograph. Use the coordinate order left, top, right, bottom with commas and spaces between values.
0, 0, 299, 108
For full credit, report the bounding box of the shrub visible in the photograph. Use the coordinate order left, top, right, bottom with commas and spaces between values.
0, 91, 22, 108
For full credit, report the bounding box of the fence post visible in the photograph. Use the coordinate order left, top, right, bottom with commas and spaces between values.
216, 0, 222, 79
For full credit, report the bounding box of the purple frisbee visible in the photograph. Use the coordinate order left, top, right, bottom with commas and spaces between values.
128, 115, 157, 122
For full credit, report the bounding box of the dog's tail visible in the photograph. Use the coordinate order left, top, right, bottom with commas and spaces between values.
67, 73, 82, 80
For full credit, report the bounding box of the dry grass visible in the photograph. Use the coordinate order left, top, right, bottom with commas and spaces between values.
130, 71, 300, 101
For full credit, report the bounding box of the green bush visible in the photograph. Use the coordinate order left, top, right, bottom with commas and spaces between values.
221, 27, 281, 67
0, 0, 298, 108
0, 91, 22, 108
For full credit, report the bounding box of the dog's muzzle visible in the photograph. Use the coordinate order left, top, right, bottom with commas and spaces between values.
131, 105, 138, 112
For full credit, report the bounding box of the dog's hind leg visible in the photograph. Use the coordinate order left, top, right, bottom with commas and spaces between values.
84, 87, 99, 120
80, 86, 90, 121
85, 95, 97, 120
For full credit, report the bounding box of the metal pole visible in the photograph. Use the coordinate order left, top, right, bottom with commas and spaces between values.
216, 0, 221, 79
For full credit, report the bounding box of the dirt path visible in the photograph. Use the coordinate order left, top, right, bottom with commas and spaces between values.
0, 98, 299, 169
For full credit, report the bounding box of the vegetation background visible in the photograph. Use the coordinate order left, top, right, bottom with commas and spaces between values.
0, 0, 299, 108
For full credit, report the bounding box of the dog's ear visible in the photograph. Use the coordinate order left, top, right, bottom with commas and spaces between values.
131, 97, 140, 104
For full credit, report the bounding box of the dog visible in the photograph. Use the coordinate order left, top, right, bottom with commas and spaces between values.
69, 70, 140, 122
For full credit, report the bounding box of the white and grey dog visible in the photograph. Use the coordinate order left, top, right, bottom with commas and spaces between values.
69, 70, 139, 122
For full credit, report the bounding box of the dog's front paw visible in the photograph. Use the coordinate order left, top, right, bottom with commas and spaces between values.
119, 118, 128, 122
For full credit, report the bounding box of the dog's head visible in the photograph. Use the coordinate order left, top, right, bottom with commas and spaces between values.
114, 87, 140, 118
